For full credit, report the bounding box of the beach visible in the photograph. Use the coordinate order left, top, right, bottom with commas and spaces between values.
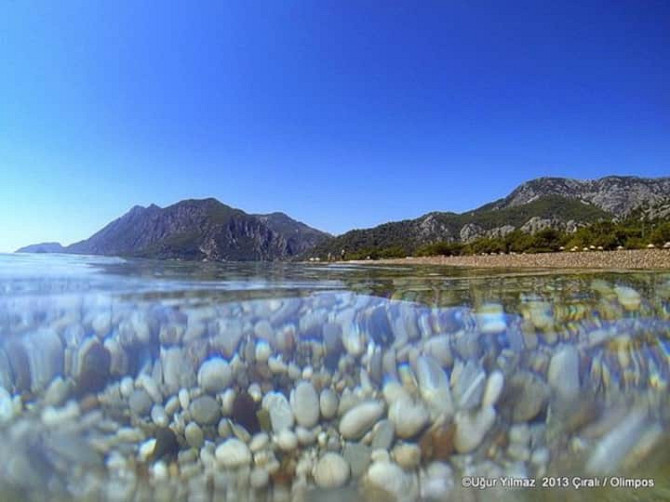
350, 248, 670, 270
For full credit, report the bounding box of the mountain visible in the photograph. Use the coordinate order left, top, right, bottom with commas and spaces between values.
480, 175, 670, 215
19, 199, 329, 261
15, 242, 65, 253
16, 176, 670, 261
253, 212, 328, 254
310, 176, 670, 258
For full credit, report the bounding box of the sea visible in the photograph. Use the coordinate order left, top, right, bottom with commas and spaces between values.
0, 252, 669, 501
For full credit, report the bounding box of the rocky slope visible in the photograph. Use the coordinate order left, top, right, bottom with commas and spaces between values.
310, 176, 670, 258
19, 199, 329, 261
480, 176, 670, 215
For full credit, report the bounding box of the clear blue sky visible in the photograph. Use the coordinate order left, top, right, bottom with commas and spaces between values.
1, 1, 669, 252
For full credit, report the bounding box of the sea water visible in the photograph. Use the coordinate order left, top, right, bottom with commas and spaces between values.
0, 253, 669, 501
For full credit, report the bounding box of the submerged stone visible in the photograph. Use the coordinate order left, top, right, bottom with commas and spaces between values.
232, 390, 261, 434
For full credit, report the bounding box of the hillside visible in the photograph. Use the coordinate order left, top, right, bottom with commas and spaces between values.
20, 199, 329, 261
310, 176, 670, 259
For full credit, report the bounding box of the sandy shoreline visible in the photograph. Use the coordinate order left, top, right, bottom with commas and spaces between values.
347, 248, 670, 270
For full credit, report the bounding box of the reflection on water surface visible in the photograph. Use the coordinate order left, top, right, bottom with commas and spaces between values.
0, 253, 669, 501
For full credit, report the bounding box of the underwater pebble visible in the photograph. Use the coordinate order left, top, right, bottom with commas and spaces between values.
0, 387, 14, 424
505, 371, 549, 422
365, 461, 417, 499
44, 377, 70, 407
453, 360, 486, 410
137, 374, 162, 404
139, 438, 157, 461
215, 438, 252, 469
178, 388, 190, 410
548, 346, 580, 399
129, 389, 153, 417
371, 420, 395, 451
392, 442, 421, 469
161, 347, 196, 394
476, 304, 507, 334
454, 405, 496, 453
185, 422, 204, 449
388, 395, 429, 438
586, 409, 649, 475
249, 432, 269, 452
255, 341, 272, 364
614, 286, 641, 310
417, 355, 454, 419
151, 404, 169, 427
250, 467, 270, 489
420, 462, 454, 500
197, 357, 232, 394
482, 370, 504, 407
275, 429, 298, 451
313, 452, 350, 489
190, 396, 221, 426
295, 426, 316, 446
290, 381, 320, 428
343, 442, 371, 478
262, 392, 294, 432
119, 376, 134, 399
339, 401, 385, 440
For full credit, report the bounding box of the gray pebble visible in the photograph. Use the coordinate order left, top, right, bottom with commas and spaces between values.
343, 442, 371, 478
371, 420, 395, 451
129, 389, 153, 417
190, 396, 221, 426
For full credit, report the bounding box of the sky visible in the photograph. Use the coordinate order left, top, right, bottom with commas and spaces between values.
1, 1, 669, 252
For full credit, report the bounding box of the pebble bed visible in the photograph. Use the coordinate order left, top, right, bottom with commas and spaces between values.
365, 248, 670, 270
1, 275, 670, 501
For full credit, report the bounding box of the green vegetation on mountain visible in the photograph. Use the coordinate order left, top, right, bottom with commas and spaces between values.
310, 195, 612, 259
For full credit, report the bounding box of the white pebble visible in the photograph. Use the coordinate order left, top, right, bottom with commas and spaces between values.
221, 388, 236, 416
0, 387, 14, 424
319, 388, 339, 420
548, 346, 580, 399
339, 401, 385, 440
151, 405, 169, 427
262, 392, 294, 432
198, 358, 232, 394
41, 401, 80, 426
365, 461, 416, 499
248, 383, 262, 402
138, 374, 162, 403
255, 341, 272, 363
249, 432, 270, 452
482, 370, 504, 407
313, 453, 350, 489
275, 429, 298, 452
250, 467, 270, 489
290, 381, 320, 428
268, 356, 288, 374
139, 438, 157, 461
179, 388, 190, 410
164, 396, 180, 416
392, 443, 421, 469
295, 426, 317, 446
215, 438, 252, 469
119, 377, 134, 399
152, 461, 169, 481
388, 395, 428, 438
454, 405, 496, 453
185, 422, 204, 449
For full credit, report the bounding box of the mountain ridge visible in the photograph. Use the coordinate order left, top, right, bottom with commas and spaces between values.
18, 198, 329, 261
16, 175, 670, 260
